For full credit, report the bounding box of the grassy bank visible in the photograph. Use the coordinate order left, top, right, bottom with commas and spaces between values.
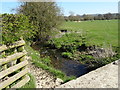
18, 73, 36, 89
25, 44, 76, 83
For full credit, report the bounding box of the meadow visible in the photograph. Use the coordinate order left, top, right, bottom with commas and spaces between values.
60, 20, 118, 47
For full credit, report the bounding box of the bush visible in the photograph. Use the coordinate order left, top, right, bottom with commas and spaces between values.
18, 2, 63, 42
2, 14, 36, 45
62, 52, 73, 58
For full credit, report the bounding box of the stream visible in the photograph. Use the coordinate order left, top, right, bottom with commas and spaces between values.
32, 44, 90, 77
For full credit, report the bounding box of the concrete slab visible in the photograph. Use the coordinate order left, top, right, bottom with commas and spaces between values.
57, 61, 119, 88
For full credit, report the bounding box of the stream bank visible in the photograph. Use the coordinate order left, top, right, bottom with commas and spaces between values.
28, 60, 63, 88
31, 43, 90, 78
31, 40, 119, 78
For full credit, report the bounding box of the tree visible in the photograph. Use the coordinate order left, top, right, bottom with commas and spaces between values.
75, 14, 81, 21
104, 13, 113, 20
94, 14, 104, 20
82, 14, 94, 21
64, 16, 69, 21
98, 14, 104, 20
18, 2, 63, 42
68, 15, 74, 21
68, 11, 75, 21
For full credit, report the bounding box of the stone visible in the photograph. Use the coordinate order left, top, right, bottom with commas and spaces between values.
113, 60, 120, 65
57, 61, 118, 88
28, 61, 61, 88
56, 78, 63, 84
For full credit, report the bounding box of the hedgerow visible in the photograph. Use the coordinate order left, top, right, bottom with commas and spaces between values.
2, 14, 36, 45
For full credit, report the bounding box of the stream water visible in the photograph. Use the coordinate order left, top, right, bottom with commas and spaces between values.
32, 44, 90, 77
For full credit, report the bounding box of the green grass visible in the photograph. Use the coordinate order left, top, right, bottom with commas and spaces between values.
25, 44, 76, 82
49, 33, 86, 51
60, 20, 118, 47
18, 73, 36, 89
48, 20, 119, 69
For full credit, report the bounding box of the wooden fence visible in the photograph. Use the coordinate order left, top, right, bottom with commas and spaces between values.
0, 39, 30, 89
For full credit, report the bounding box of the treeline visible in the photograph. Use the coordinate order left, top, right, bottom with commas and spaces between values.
64, 13, 119, 21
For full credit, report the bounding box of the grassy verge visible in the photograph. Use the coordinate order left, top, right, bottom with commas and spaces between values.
25, 44, 76, 83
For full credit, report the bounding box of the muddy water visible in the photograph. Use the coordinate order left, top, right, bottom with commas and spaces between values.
32, 44, 90, 77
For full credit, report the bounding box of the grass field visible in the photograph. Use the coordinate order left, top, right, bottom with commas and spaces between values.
60, 20, 118, 47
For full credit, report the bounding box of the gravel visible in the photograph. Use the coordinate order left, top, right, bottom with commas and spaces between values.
28, 61, 63, 88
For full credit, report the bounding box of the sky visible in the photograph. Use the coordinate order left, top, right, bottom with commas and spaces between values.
0, 1, 118, 16
57, 2, 118, 16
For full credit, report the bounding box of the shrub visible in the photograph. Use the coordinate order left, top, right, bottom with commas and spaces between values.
2, 14, 36, 45
18, 2, 63, 42
62, 52, 73, 58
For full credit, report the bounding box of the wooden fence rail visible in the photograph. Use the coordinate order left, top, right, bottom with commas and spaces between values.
0, 39, 30, 89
